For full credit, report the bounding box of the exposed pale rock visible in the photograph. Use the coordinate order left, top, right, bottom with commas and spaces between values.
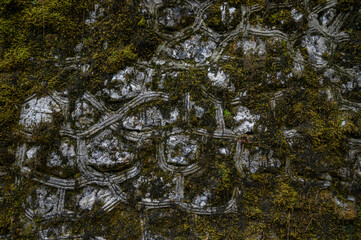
166, 135, 199, 166
33, 186, 58, 215
60, 140, 76, 164
193, 190, 211, 207
239, 148, 281, 174
123, 105, 179, 130
220, 4, 236, 23
291, 9, 303, 22
93, 237, 106, 240
320, 9, 335, 27
87, 130, 135, 169
334, 196, 347, 208
79, 188, 97, 210
158, 6, 194, 30
40, 223, 75, 239
301, 35, 328, 65
219, 147, 231, 156
26, 146, 40, 160
324, 68, 340, 83
78, 187, 114, 211
47, 152, 62, 167
166, 156, 189, 166
347, 196, 356, 202
71, 100, 97, 129
334, 196, 357, 220
85, 4, 104, 25
104, 67, 146, 101
233, 106, 259, 134
193, 105, 205, 118
241, 38, 266, 56
207, 67, 229, 88
320, 173, 332, 181
283, 129, 299, 146
167, 35, 217, 63
169, 108, 179, 123
19, 96, 61, 130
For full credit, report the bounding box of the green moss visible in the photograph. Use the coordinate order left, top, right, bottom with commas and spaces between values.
264, 9, 296, 32
223, 108, 231, 119
0, 174, 37, 238
238, 173, 359, 239
105, 44, 137, 73
337, 0, 361, 11
137, 17, 146, 27
71, 203, 141, 239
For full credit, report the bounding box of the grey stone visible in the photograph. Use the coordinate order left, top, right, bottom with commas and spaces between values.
207, 67, 229, 88
233, 106, 259, 134
301, 35, 328, 65
193, 191, 211, 207
158, 6, 194, 30
291, 9, 303, 22
71, 100, 97, 129
19, 96, 61, 130
241, 38, 266, 56
103, 67, 146, 101
166, 135, 199, 166
87, 130, 135, 169
320, 9, 336, 27
167, 35, 217, 63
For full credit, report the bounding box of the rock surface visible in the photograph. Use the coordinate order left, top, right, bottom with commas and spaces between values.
1, 0, 361, 239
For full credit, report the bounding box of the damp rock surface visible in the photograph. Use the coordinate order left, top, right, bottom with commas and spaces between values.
2, 0, 361, 239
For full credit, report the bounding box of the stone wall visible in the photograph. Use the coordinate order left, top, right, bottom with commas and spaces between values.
1, 0, 361, 239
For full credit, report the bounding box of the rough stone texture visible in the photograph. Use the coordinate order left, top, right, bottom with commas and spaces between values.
19, 96, 61, 130
1, 0, 361, 239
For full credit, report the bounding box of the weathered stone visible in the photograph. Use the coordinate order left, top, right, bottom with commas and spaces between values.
158, 6, 194, 30
86, 130, 136, 170
9, 0, 361, 238
19, 96, 61, 130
